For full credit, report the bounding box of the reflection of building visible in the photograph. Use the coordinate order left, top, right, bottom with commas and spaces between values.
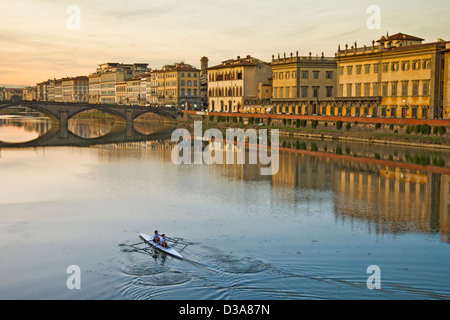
208, 55, 272, 112
336, 33, 449, 119
271, 52, 337, 115
271, 148, 450, 243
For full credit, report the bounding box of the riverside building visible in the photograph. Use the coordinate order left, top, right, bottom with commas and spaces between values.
207, 55, 272, 113
156, 62, 201, 108
271, 51, 337, 115
335, 33, 449, 119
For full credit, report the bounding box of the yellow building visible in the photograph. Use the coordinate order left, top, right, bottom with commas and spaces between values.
443, 43, 450, 119
336, 33, 448, 119
271, 52, 337, 115
157, 62, 201, 108
208, 55, 272, 112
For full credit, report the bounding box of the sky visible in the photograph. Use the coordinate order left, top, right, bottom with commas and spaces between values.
1, 0, 450, 86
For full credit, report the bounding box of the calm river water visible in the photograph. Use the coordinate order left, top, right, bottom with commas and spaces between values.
0, 116, 449, 300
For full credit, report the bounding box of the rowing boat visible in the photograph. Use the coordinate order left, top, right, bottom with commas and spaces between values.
139, 233, 184, 260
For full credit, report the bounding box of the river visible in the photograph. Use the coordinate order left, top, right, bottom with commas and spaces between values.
0, 116, 449, 300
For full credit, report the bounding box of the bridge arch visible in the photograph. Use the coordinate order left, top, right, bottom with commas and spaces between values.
0, 103, 59, 122
68, 105, 127, 123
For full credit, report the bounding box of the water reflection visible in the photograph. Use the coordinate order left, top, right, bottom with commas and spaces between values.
68, 119, 116, 139
1, 118, 449, 244
95, 138, 450, 243
0, 116, 51, 143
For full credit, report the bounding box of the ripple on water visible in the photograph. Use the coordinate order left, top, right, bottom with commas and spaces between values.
136, 271, 192, 286
122, 263, 170, 276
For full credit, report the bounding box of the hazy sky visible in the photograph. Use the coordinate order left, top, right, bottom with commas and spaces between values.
1, 0, 450, 86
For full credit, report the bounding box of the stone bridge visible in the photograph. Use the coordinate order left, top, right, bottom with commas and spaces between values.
0, 100, 179, 136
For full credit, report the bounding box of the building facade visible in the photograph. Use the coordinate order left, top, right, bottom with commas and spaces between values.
89, 62, 149, 105
22, 86, 37, 101
335, 33, 448, 119
271, 52, 337, 114
147, 71, 159, 106
62, 76, 89, 103
443, 43, 450, 119
208, 55, 272, 112
157, 62, 201, 108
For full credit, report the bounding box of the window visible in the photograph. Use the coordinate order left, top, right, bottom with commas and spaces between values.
313, 71, 319, 79
356, 65, 362, 74
391, 106, 397, 118
391, 81, 398, 97
279, 72, 283, 80
181, 89, 185, 96
411, 107, 417, 118
401, 81, 408, 96
292, 72, 297, 79
364, 83, 370, 97
412, 60, 421, 70
301, 86, 308, 98
383, 63, 389, 73
347, 66, 353, 75
285, 87, 290, 98
391, 62, 399, 72
313, 87, 319, 98
401, 61, 410, 71
326, 86, 333, 98
286, 72, 290, 80
373, 82, 379, 96
373, 64, 379, 73
412, 81, 419, 96
382, 82, 388, 96
365, 65, 371, 74
422, 60, 431, 69
346, 84, 352, 97
339, 67, 344, 75
355, 83, 361, 97
301, 71, 309, 79
326, 71, 333, 79
422, 80, 430, 96
338, 84, 343, 97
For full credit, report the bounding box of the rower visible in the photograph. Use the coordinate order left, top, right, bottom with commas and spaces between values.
153, 230, 161, 244
160, 234, 169, 248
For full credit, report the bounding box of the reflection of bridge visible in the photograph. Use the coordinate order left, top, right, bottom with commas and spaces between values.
0, 100, 179, 138
0, 123, 175, 148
